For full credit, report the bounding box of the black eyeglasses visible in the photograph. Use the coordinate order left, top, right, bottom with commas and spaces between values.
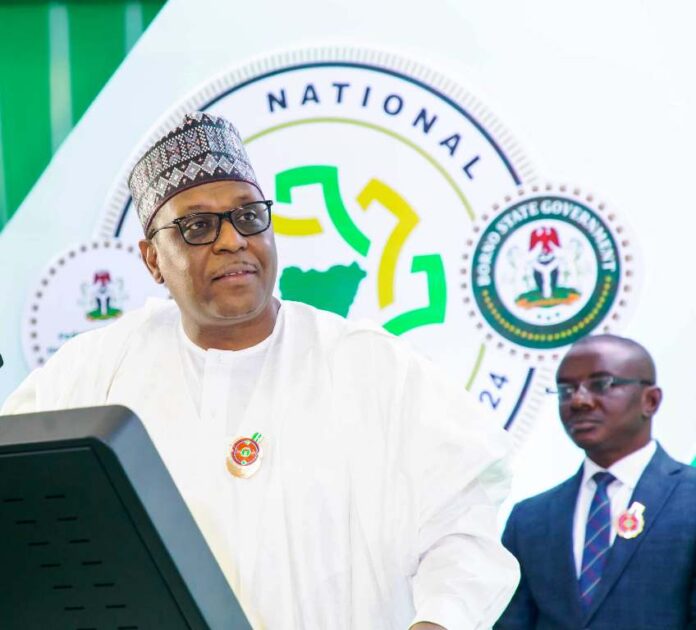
546, 375, 654, 402
148, 200, 273, 245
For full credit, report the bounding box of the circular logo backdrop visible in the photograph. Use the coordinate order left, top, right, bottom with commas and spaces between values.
464, 184, 636, 359
22, 240, 168, 368
95, 48, 639, 448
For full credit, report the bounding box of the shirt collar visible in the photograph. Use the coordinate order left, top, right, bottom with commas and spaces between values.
177, 303, 284, 361
581, 440, 656, 490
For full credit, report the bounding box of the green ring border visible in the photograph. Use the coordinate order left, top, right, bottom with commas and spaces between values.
471, 196, 622, 349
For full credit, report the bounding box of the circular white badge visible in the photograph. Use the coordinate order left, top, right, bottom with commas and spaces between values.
464, 184, 638, 361
22, 239, 169, 368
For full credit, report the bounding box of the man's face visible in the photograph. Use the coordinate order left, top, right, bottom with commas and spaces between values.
555, 339, 660, 461
139, 180, 278, 331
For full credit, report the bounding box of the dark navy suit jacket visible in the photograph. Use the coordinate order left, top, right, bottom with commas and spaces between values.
495, 445, 696, 629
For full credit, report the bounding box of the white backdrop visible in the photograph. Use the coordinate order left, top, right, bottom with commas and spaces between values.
1, 0, 695, 516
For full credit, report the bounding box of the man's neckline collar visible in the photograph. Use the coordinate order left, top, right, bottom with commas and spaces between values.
582, 440, 656, 490
177, 304, 284, 360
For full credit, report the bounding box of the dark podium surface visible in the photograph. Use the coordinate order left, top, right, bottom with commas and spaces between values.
0, 405, 252, 630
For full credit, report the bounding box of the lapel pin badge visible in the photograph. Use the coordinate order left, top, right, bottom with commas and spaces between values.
226, 432, 265, 479
617, 501, 645, 539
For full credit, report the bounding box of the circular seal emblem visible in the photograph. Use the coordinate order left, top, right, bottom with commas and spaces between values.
21, 239, 168, 368
465, 184, 636, 357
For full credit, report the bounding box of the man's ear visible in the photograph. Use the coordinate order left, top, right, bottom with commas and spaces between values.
138, 238, 165, 284
642, 385, 663, 419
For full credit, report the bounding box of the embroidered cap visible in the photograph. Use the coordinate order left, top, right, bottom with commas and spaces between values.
128, 112, 261, 232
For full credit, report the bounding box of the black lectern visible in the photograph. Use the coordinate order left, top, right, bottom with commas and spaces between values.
0, 405, 251, 630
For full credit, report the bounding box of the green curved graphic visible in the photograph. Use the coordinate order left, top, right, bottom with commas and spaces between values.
274, 167, 324, 235
275, 165, 370, 256
255, 123, 455, 335
465, 344, 486, 391
383, 254, 447, 335
274, 164, 447, 335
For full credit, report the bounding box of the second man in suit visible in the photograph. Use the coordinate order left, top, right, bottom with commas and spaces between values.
496, 334, 696, 629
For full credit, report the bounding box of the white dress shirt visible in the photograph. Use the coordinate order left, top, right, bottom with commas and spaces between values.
572, 440, 657, 576
177, 306, 283, 436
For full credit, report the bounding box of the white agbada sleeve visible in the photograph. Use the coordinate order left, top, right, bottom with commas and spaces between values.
1, 332, 99, 415
411, 365, 518, 628
1, 301, 154, 416
2, 366, 41, 414
333, 327, 520, 630
404, 353, 519, 629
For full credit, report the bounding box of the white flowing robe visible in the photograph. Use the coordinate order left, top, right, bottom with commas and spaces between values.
2, 299, 519, 629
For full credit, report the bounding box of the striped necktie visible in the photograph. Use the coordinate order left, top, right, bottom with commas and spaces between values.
579, 471, 615, 612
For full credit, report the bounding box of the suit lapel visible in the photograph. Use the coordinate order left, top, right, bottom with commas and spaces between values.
548, 468, 585, 623
582, 444, 682, 623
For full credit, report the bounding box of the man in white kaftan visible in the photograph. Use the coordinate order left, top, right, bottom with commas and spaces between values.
2, 112, 519, 629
